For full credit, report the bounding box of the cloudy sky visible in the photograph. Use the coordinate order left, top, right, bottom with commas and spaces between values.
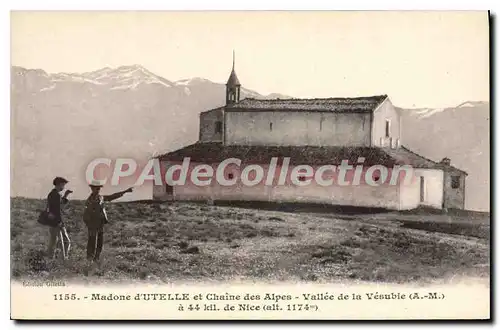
11, 11, 489, 108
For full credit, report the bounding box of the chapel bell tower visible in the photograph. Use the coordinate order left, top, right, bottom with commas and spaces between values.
226, 50, 241, 105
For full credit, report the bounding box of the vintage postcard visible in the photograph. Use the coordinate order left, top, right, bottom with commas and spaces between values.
10, 11, 490, 320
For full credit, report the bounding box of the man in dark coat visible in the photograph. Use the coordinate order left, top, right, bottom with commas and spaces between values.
83, 180, 133, 263
47, 177, 72, 259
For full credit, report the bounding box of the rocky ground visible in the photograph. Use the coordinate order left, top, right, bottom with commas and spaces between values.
10, 197, 490, 284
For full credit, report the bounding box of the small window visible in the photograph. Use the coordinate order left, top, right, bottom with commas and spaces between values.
227, 173, 234, 180
451, 176, 460, 189
165, 184, 173, 195
385, 119, 391, 138
270, 122, 273, 131
215, 121, 222, 134
420, 176, 425, 202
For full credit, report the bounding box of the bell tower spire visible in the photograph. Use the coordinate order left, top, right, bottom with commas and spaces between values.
226, 50, 241, 105
232, 49, 235, 70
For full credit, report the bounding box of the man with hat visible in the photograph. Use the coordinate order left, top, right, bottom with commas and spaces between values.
47, 177, 73, 259
83, 180, 133, 263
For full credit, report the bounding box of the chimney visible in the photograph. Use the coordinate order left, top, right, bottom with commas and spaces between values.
440, 157, 451, 166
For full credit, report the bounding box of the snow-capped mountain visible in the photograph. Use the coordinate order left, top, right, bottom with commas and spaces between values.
19, 64, 176, 93
10, 65, 489, 211
174, 77, 212, 86
400, 101, 489, 119
397, 102, 490, 212
13, 65, 281, 98
82, 65, 175, 90
10, 65, 290, 202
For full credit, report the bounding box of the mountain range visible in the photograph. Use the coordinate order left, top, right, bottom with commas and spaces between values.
10, 65, 490, 211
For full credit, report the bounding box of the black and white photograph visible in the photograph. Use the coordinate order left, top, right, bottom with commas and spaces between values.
9, 10, 491, 320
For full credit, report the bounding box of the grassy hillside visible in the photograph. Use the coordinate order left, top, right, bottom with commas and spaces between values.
11, 197, 490, 284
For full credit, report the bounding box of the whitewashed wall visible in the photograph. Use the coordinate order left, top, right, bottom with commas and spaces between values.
371, 98, 402, 147
399, 169, 444, 209
224, 111, 371, 147
155, 162, 404, 210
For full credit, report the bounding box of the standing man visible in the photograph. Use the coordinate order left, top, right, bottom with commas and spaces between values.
83, 180, 133, 263
47, 177, 73, 259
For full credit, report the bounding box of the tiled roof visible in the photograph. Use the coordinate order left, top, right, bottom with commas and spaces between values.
383, 146, 468, 175
200, 106, 225, 114
157, 142, 467, 174
224, 95, 388, 112
157, 142, 398, 166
